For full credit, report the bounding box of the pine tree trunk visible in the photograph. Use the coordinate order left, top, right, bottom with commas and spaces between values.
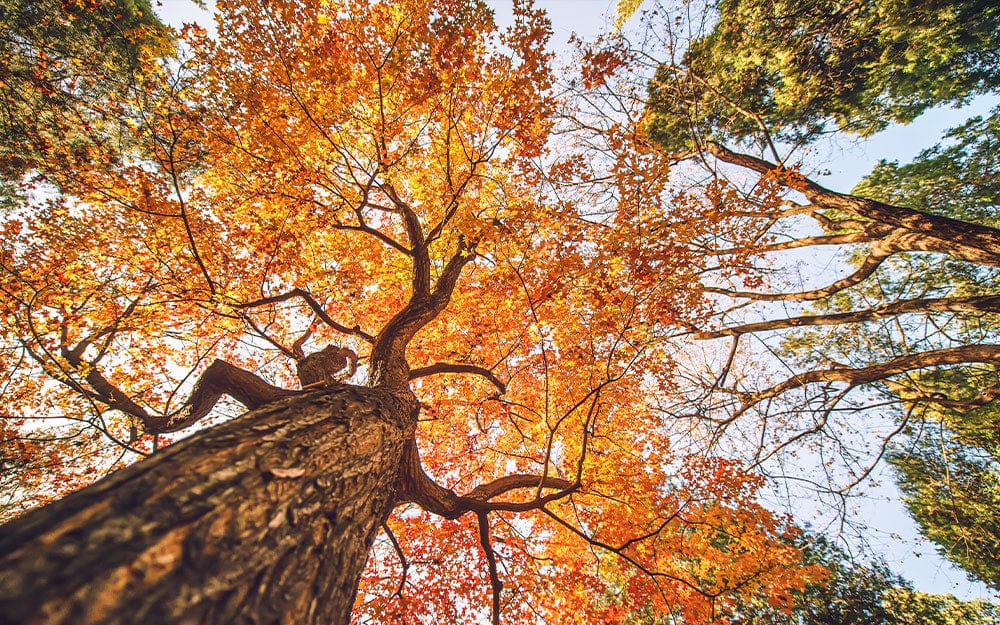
0, 386, 414, 625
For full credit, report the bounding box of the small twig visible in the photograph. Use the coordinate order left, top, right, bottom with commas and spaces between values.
235, 288, 374, 342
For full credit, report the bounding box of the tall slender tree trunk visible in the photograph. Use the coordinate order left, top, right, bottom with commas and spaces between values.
0, 386, 414, 625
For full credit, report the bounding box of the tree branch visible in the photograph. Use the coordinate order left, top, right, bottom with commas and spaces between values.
704, 245, 892, 301
698, 295, 1000, 339
886, 378, 1000, 414
380, 181, 431, 297
702, 141, 1000, 266
234, 288, 374, 342
712, 231, 874, 255
477, 512, 503, 625
408, 362, 506, 394
395, 438, 576, 519
740, 344, 1000, 410
62, 337, 292, 435
381, 522, 409, 599
159, 359, 294, 433
369, 239, 478, 390
61, 344, 154, 425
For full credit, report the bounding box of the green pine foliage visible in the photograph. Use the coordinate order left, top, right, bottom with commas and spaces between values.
889, 405, 1000, 591
644, 0, 1000, 152
0, 0, 172, 182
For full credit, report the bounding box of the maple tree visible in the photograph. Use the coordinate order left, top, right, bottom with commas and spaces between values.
0, 1, 819, 624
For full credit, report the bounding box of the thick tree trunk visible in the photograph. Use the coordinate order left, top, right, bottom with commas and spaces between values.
0, 386, 414, 625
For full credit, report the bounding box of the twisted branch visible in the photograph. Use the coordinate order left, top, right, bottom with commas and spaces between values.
395, 438, 577, 520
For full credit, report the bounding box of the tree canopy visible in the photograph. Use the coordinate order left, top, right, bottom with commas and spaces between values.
860, 112, 1000, 588
0, 1, 824, 623
2, 0, 1000, 622
703, 532, 998, 625
641, 0, 1000, 152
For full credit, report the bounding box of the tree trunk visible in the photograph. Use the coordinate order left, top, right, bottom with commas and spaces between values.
0, 386, 414, 625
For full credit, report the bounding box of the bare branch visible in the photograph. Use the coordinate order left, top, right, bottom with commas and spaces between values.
885, 378, 1000, 414
465, 474, 575, 502
741, 344, 1000, 410
712, 231, 873, 255
61, 335, 291, 435
477, 512, 502, 625
234, 288, 375, 343
381, 522, 409, 599
698, 295, 1000, 339
408, 363, 506, 394
705, 245, 892, 301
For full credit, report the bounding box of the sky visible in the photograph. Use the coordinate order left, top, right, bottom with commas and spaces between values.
153, 0, 997, 603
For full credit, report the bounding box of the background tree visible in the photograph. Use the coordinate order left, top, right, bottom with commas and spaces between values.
628, 0, 1000, 590
637, 0, 1000, 150
726, 533, 1000, 625
889, 402, 1000, 590
624, 530, 1000, 624
0, 1, 819, 624
858, 112, 1000, 589
0, 0, 173, 517
0, 0, 171, 191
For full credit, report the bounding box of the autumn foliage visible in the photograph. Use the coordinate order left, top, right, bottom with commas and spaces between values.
0, 0, 821, 623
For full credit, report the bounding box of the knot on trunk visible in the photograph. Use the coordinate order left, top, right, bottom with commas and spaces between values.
297, 345, 358, 387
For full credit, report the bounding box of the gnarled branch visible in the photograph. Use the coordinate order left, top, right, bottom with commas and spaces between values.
62, 342, 292, 435
158, 359, 293, 433
369, 238, 478, 390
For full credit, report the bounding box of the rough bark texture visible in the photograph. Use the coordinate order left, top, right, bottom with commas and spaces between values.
0, 386, 414, 625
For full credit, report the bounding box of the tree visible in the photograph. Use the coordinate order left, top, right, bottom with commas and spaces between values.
633, 0, 1000, 585
0, 0, 171, 188
640, 0, 1000, 150
625, 530, 1000, 624
728, 533, 1000, 625
857, 111, 1000, 589
716, 531, 1000, 625
883, 588, 1000, 625
0, 1, 819, 624
889, 402, 1000, 590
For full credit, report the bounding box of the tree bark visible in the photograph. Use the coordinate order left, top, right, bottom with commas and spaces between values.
0, 386, 415, 625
